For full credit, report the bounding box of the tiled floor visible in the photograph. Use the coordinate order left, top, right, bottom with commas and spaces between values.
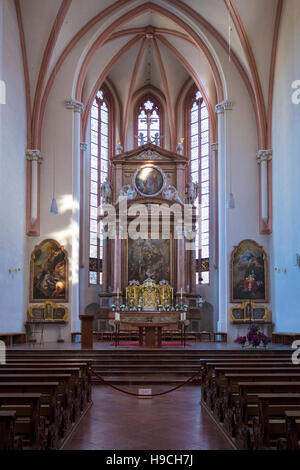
64, 385, 232, 450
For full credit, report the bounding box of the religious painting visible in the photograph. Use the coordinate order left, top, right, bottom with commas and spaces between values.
30, 239, 69, 302
134, 164, 165, 197
231, 239, 268, 303
127, 238, 171, 284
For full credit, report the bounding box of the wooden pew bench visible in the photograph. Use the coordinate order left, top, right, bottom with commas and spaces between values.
254, 393, 300, 449
235, 382, 300, 449
0, 333, 26, 347
0, 382, 61, 449
0, 393, 42, 450
284, 411, 300, 450
0, 410, 18, 450
0, 367, 83, 417
202, 365, 298, 413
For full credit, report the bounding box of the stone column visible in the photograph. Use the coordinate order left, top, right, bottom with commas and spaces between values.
176, 226, 185, 294
215, 100, 233, 333
26, 149, 43, 232
211, 143, 218, 270
65, 99, 84, 333
80, 142, 88, 268
256, 150, 272, 225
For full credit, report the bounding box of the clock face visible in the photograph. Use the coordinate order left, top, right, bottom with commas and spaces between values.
134, 164, 165, 197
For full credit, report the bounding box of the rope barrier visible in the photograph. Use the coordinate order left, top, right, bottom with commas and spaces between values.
91, 368, 202, 397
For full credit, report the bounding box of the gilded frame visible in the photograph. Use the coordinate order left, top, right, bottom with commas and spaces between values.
28, 301, 68, 322
230, 239, 269, 303
30, 239, 69, 303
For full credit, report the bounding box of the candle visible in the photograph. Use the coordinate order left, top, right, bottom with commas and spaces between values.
172, 288, 174, 300
117, 288, 119, 299
180, 288, 183, 299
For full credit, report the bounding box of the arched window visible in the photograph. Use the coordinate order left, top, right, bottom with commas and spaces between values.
135, 95, 162, 147
188, 90, 210, 285
89, 89, 111, 285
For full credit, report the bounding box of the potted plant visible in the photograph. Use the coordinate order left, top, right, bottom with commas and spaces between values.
165, 304, 170, 311
183, 304, 188, 311
158, 304, 163, 311
120, 304, 126, 312
235, 336, 247, 348
175, 304, 180, 311
111, 304, 116, 312
137, 304, 142, 312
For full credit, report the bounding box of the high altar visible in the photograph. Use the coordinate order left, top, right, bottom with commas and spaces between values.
98, 143, 202, 343
100, 143, 198, 296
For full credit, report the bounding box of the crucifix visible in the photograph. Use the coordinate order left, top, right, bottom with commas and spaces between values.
139, 111, 158, 144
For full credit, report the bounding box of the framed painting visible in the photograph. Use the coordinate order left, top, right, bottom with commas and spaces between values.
133, 164, 166, 197
127, 237, 171, 285
231, 239, 268, 303
30, 239, 69, 302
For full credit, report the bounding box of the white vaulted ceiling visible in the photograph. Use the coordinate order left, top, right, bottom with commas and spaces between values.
18, 0, 282, 150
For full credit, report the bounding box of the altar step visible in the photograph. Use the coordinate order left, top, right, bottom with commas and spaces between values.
93, 375, 196, 385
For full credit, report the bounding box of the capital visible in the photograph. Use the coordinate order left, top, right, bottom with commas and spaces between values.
26, 149, 43, 163
256, 149, 272, 164
80, 142, 88, 151
215, 100, 233, 114
64, 99, 84, 113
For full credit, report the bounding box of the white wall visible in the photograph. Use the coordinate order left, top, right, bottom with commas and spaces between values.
0, 0, 27, 333
271, 0, 300, 332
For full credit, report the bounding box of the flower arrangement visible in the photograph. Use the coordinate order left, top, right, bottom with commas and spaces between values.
111, 304, 116, 311
158, 304, 163, 310
137, 305, 142, 311
175, 304, 180, 311
183, 304, 188, 311
165, 304, 171, 311
120, 304, 126, 311
235, 324, 270, 348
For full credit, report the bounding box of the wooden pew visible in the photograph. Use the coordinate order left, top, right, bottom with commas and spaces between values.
3, 361, 93, 404
0, 374, 73, 436
0, 393, 42, 450
285, 411, 300, 450
0, 411, 17, 450
235, 382, 300, 449
0, 367, 83, 417
0, 382, 60, 449
254, 393, 300, 449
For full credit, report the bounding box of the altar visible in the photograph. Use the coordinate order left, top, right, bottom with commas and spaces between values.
109, 310, 186, 348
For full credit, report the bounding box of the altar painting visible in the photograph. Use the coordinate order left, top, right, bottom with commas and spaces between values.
231, 239, 268, 303
128, 238, 171, 284
30, 239, 68, 302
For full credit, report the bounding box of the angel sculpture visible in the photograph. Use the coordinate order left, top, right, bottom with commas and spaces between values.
115, 184, 137, 205
185, 179, 199, 205
162, 185, 184, 205
100, 178, 112, 204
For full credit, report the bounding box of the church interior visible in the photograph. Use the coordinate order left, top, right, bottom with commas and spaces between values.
0, 0, 300, 452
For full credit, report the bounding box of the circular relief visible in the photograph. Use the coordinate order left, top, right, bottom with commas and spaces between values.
134, 164, 165, 197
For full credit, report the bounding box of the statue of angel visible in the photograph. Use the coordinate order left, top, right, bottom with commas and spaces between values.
185, 179, 199, 205
100, 178, 113, 204
162, 185, 184, 204
115, 184, 137, 204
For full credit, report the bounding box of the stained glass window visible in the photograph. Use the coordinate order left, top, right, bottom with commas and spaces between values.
89, 89, 109, 285
190, 91, 210, 284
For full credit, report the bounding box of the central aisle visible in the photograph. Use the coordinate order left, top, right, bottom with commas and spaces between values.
64, 385, 232, 450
